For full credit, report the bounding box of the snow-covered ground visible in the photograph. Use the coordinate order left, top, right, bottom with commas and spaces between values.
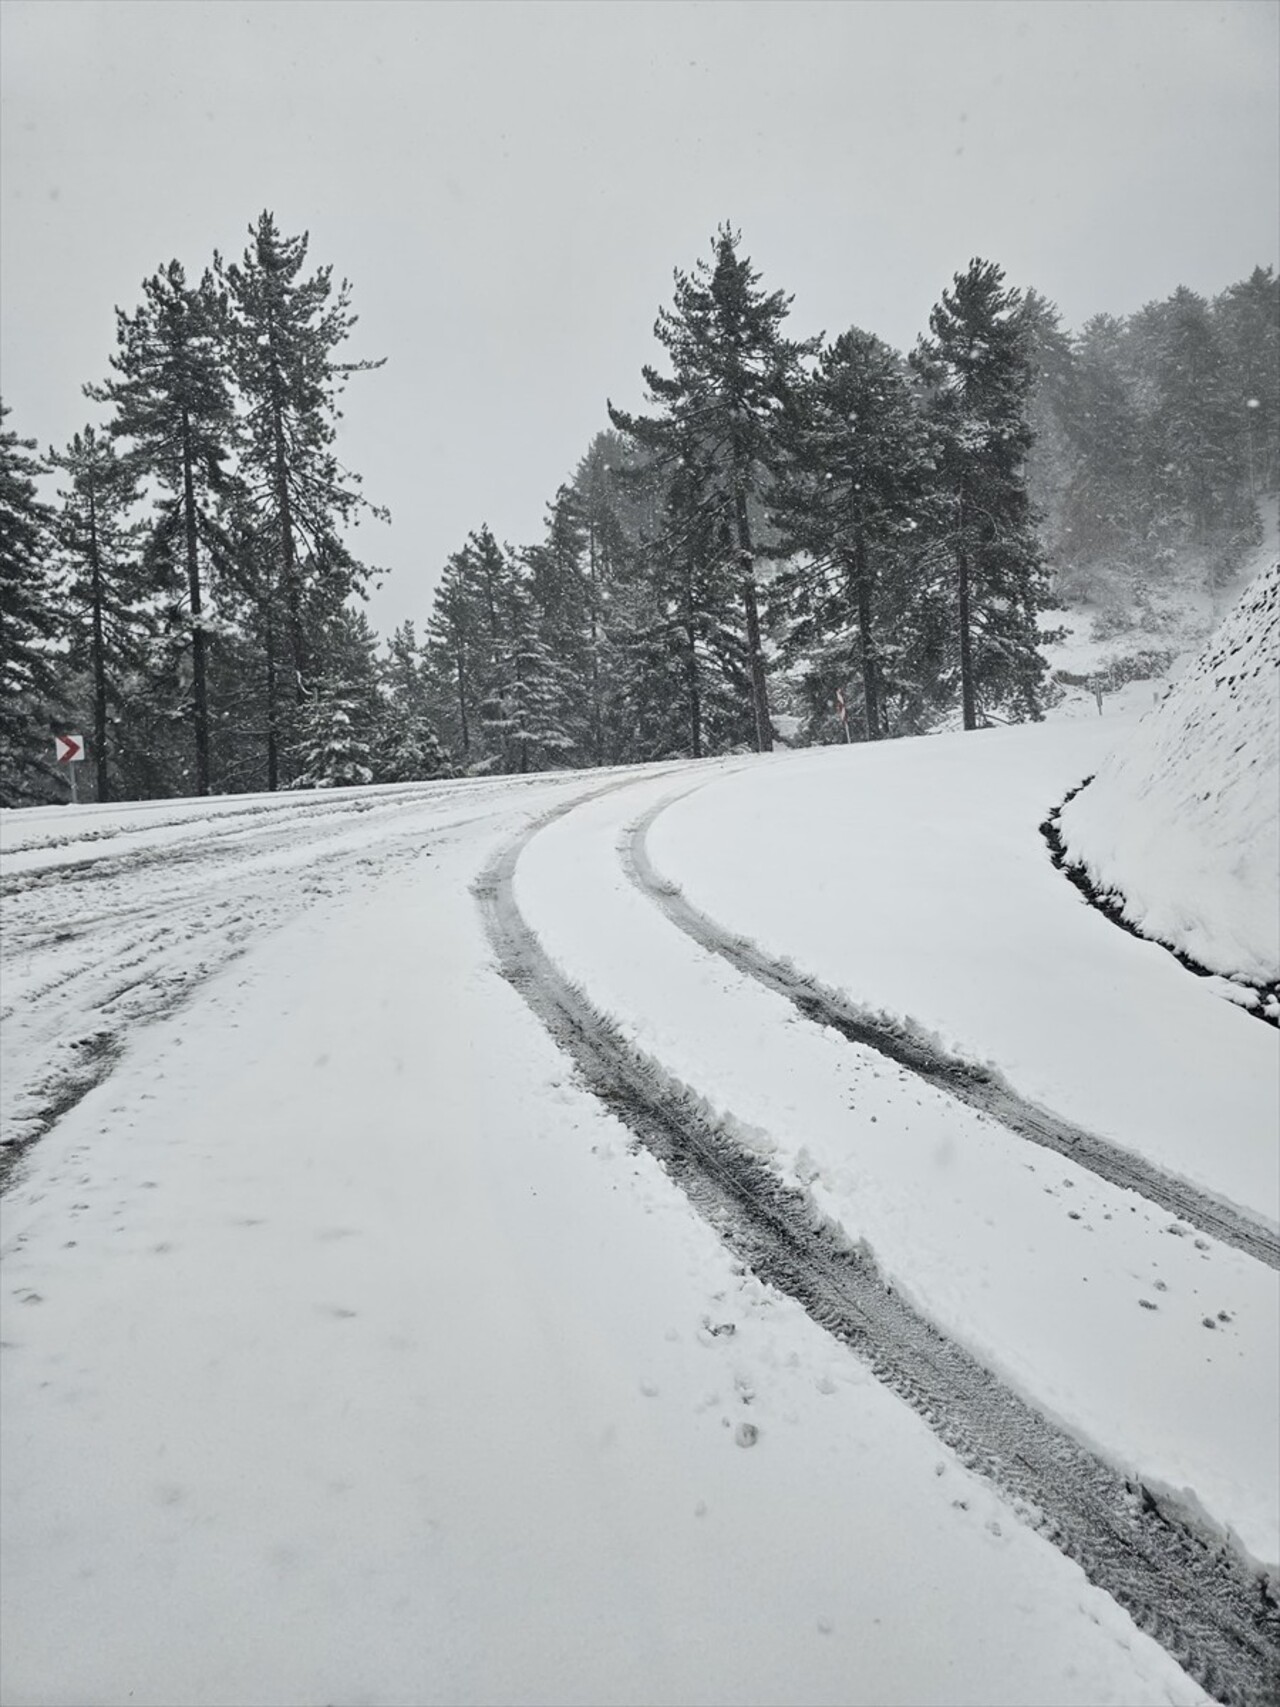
1040, 498, 1280, 713
2, 705, 1275, 1704
521, 744, 1279, 1566
1057, 554, 1280, 994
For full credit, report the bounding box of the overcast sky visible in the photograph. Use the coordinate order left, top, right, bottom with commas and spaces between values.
2, 0, 1277, 639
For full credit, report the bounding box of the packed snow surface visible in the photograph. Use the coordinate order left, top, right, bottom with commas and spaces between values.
2, 717, 1273, 1706
645, 724, 1278, 1231
523, 747, 1279, 1572
1057, 557, 1280, 988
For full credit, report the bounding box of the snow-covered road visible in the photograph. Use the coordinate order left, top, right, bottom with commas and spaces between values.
2, 733, 1276, 1706
0, 772, 613, 1177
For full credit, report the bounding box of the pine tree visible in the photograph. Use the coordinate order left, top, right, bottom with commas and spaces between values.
291, 609, 381, 789
382, 619, 427, 716
1046, 272, 1273, 608
463, 531, 573, 774
912, 259, 1048, 728
1214, 266, 1279, 499
569, 431, 666, 764
1139, 287, 1256, 582
0, 403, 64, 805
1019, 290, 1077, 572
219, 212, 387, 783
423, 542, 483, 764
194, 497, 281, 793
377, 713, 451, 783
609, 225, 817, 751
656, 432, 756, 757
46, 426, 149, 802
1054, 312, 1149, 592
378, 620, 453, 781
291, 688, 374, 789
522, 486, 592, 763
503, 600, 577, 774
422, 527, 526, 773
469, 526, 521, 770
87, 261, 235, 794
771, 327, 931, 741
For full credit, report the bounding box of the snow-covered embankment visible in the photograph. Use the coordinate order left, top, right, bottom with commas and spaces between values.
1056, 558, 1280, 1009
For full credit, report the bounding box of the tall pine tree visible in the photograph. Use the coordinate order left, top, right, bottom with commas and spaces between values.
292, 609, 381, 789
609, 225, 816, 751
219, 212, 386, 785
1054, 312, 1148, 595
771, 327, 931, 741
379, 620, 452, 782
47, 426, 149, 802
423, 542, 483, 765
1139, 286, 1256, 581
1214, 266, 1279, 499
423, 527, 531, 773
912, 259, 1048, 728
569, 431, 667, 764
87, 261, 235, 794
0, 403, 63, 805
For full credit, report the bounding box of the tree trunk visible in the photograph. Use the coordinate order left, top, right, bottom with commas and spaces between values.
86, 491, 110, 802
455, 647, 470, 758
264, 589, 279, 791
515, 645, 528, 774
268, 368, 306, 704
680, 550, 702, 760
851, 528, 880, 740
181, 410, 211, 794
587, 518, 604, 765
733, 491, 772, 752
741, 573, 772, 752
957, 487, 977, 732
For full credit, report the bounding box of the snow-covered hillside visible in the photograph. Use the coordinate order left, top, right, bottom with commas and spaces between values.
1040, 499, 1278, 719
1056, 555, 1280, 999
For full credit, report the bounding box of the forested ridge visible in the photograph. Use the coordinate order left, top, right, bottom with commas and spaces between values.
2, 214, 1275, 804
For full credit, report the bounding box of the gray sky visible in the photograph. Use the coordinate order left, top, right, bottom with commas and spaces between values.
2, 0, 1277, 640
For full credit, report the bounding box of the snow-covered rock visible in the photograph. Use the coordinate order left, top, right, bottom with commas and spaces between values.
1057, 557, 1280, 988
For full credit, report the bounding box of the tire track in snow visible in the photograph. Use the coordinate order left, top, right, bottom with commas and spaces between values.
477, 797, 1280, 1707
0, 777, 607, 1190
625, 791, 1280, 1273
0, 771, 583, 892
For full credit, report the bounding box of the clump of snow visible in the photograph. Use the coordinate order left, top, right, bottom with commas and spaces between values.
1057, 556, 1280, 987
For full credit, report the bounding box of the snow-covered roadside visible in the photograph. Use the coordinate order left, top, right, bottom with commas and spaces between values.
1, 776, 1205, 1706
514, 759, 1280, 1573
647, 722, 1279, 1230
1057, 556, 1280, 995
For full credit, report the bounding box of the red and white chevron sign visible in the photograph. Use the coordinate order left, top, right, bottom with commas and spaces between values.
54, 733, 84, 764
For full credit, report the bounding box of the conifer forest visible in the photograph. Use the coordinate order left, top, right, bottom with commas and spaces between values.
1, 213, 1276, 805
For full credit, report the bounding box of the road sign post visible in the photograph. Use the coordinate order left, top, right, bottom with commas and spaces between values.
54, 734, 85, 803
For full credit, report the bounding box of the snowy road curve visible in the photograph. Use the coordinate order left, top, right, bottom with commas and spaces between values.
3, 734, 1276, 1707
484, 790, 1279, 1707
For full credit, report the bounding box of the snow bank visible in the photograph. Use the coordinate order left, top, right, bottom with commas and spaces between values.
1057, 558, 1280, 988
